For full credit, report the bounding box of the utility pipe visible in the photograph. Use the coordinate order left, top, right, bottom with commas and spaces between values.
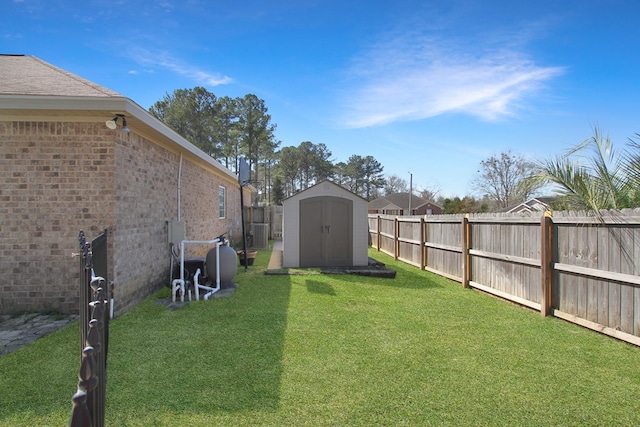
177, 238, 222, 302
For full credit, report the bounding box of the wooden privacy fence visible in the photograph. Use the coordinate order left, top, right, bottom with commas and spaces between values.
369, 209, 640, 347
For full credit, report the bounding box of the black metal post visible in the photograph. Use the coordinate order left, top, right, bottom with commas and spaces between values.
240, 185, 248, 271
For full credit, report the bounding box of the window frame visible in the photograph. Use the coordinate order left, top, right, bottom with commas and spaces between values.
218, 185, 226, 219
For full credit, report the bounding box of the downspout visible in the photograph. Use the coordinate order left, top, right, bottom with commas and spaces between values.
170, 153, 184, 288
177, 153, 183, 221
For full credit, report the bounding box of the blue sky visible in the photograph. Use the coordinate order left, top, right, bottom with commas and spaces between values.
3, 0, 639, 197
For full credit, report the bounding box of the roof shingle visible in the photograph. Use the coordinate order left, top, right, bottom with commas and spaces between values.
0, 54, 122, 98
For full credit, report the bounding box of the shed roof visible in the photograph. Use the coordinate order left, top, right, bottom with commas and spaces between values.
284, 179, 368, 203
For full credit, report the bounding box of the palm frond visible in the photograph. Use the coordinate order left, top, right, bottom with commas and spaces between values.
622, 133, 640, 188
530, 127, 639, 212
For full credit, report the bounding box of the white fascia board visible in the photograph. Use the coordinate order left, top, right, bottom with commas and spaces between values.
0, 94, 128, 111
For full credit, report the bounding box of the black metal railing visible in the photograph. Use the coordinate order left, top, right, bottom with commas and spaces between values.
69, 229, 111, 427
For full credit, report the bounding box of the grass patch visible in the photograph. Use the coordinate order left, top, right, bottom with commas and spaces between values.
1, 245, 640, 425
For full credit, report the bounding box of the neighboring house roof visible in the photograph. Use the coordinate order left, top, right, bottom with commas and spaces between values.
0, 54, 237, 181
368, 197, 398, 210
414, 200, 442, 209
386, 193, 426, 209
505, 197, 555, 213
369, 193, 442, 211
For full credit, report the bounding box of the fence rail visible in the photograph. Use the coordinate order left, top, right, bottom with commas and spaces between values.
369, 210, 640, 347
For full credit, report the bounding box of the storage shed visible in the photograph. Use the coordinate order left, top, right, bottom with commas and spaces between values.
282, 180, 368, 268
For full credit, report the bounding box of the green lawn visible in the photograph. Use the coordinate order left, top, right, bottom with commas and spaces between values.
1, 245, 640, 426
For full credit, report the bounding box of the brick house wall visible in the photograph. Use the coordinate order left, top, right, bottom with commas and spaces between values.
0, 121, 115, 314
0, 119, 244, 316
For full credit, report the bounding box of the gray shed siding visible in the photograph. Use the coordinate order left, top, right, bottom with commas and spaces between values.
282, 181, 368, 268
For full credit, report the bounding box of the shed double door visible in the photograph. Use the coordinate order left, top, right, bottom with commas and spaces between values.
299, 196, 352, 267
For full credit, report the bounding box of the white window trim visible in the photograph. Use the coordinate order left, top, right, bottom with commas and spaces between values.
219, 186, 226, 219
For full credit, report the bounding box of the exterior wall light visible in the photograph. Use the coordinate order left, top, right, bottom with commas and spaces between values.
105, 114, 130, 133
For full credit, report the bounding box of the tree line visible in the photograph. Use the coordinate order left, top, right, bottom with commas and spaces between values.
384, 131, 640, 214
150, 87, 640, 212
149, 87, 385, 203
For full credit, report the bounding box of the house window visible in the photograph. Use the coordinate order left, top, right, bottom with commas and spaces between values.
219, 186, 226, 219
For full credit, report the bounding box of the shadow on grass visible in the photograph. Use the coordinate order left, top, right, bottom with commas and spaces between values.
366, 256, 449, 290
104, 263, 293, 419
368, 247, 459, 289
306, 279, 336, 296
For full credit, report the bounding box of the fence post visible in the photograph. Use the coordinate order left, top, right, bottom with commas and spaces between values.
461, 214, 470, 288
540, 211, 554, 317
78, 230, 91, 355
420, 216, 426, 270
377, 215, 381, 251
394, 216, 399, 259
70, 230, 109, 427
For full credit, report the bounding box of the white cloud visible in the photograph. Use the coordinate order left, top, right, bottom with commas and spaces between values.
128, 47, 233, 86
341, 33, 564, 128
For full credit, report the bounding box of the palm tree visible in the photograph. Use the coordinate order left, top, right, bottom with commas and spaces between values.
621, 133, 640, 206
530, 128, 640, 212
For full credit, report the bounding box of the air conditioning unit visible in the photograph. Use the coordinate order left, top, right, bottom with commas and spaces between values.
250, 223, 269, 249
